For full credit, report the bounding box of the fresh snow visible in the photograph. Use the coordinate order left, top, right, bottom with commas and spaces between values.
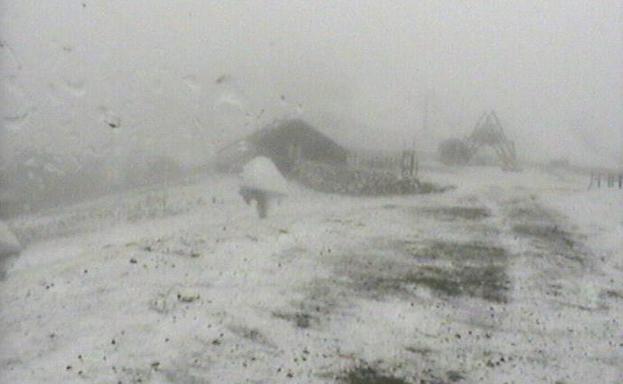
241, 156, 290, 195
0, 166, 621, 383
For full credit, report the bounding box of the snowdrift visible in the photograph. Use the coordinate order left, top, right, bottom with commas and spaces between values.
240, 156, 289, 195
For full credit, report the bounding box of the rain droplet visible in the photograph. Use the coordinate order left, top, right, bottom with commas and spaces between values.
296, 103, 305, 116
215, 92, 245, 111
215, 74, 231, 84
2, 77, 32, 131
4, 112, 30, 131
99, 109, 121, 130
61, 76, 86, 97
183, 75, 200, 92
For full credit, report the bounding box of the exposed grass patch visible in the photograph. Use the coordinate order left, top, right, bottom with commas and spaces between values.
512, 223, 584, 263
340, 366, 411, 384
403, 264, 509, 303
506, 205, 551, 221
347, 240, 510, 303
400, 240, 507, 262
405, 346, 433, 355
601, 289, 623, 300
504, 198, 588, 264
382, 204, 399, 210
414, 206, 490, 221
272, 311, 314, 329
282, 278, 347, 328
513, 224, 573, 246
350, 262, 509, 303
227, 325, 274, 348
446, 370, 465, 382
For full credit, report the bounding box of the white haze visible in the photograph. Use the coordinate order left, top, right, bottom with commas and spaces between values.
1, 0, 621, 167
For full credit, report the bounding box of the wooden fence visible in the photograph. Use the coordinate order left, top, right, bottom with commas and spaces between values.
347, 150, 418, 179
588, 172, 623, 190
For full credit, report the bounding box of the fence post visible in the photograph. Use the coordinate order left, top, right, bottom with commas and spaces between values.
400, 150, 416, 178
588, 172, 593, 190
597, 173, 601, 188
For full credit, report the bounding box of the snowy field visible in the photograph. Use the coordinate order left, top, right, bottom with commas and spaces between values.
1, 166, 621, 384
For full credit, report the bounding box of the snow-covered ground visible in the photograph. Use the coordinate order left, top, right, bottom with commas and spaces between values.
1, 166, 621, 384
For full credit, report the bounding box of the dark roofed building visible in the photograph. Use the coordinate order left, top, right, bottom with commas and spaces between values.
215, 119, 348, 175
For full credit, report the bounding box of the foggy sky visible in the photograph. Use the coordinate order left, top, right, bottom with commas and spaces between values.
1, 0, 621, 167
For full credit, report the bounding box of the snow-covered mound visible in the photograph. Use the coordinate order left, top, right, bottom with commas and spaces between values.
240, 156, 289, 195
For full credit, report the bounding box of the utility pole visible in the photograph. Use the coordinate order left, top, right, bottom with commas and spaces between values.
422, 92, 429, 138
414, 90, 431, 154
